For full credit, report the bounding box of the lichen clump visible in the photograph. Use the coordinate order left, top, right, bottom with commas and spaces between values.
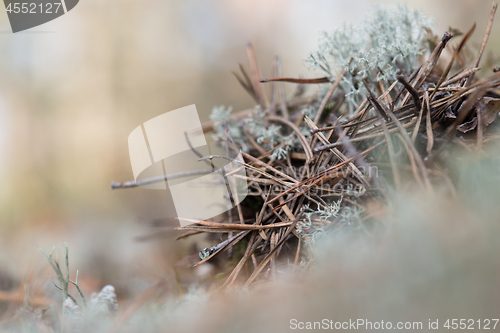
305, 6, 434, 112
210, 105, 296, 159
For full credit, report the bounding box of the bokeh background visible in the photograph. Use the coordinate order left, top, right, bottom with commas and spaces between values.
0, 0, 497, 302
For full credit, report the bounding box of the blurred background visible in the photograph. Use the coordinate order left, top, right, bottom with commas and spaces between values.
0, 0, 497, 302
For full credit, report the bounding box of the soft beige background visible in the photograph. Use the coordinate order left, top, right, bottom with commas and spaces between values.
0, 0, 497, 296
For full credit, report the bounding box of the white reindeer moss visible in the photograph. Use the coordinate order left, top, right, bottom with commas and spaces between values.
305, 5, 434, 112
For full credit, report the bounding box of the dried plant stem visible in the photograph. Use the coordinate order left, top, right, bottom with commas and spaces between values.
367, 95, 401, 190
266, 115, 314, 164
314, 68, 346, 125
468, 2, 498, 85
430, 24, 476, 100
39, 243, 87, 307
111, 169, 211, 189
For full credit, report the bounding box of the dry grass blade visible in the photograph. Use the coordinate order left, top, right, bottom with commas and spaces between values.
246, 42, 269, 108
275, 56, 290, 119
468, 2, 498, 84
424, 89, 434, 154
270, 232, 278, 279
397, 133, 424, 188
223, 124, 246, 224
411, 90, 426, 143
267, 115, 314, 164
313, 68, 346, 125
477, 105, 483, 150
232, 65, 258, 103
430, 23, 476, 100
441, 67, 480, 87
397, 76, 421, 113
292, 237, 302, 269
367, 95, 401, 190
269, 56, 279, 116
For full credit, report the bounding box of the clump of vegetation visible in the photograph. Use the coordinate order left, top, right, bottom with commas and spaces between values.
2, 3, 490, 332
108, 3, 500, 290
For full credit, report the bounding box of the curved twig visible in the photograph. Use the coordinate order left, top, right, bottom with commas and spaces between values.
266, 115, 314, 164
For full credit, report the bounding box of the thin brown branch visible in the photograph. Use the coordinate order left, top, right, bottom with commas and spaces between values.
260, 77, 330, 84
313, 68, 346, 125
430, 23, 476, 100
110, 170, 211, 189
397, 75, 421, 112
468, 2, 498, 84
266, 115, 314, 164
246, 42, 269, 108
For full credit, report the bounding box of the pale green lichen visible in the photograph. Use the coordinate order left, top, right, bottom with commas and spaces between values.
337, 205, 364, 227
297, 199, 343, 244
305, 5, 433, 113
210, 105, 248, 152
210, 105, 296, 160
